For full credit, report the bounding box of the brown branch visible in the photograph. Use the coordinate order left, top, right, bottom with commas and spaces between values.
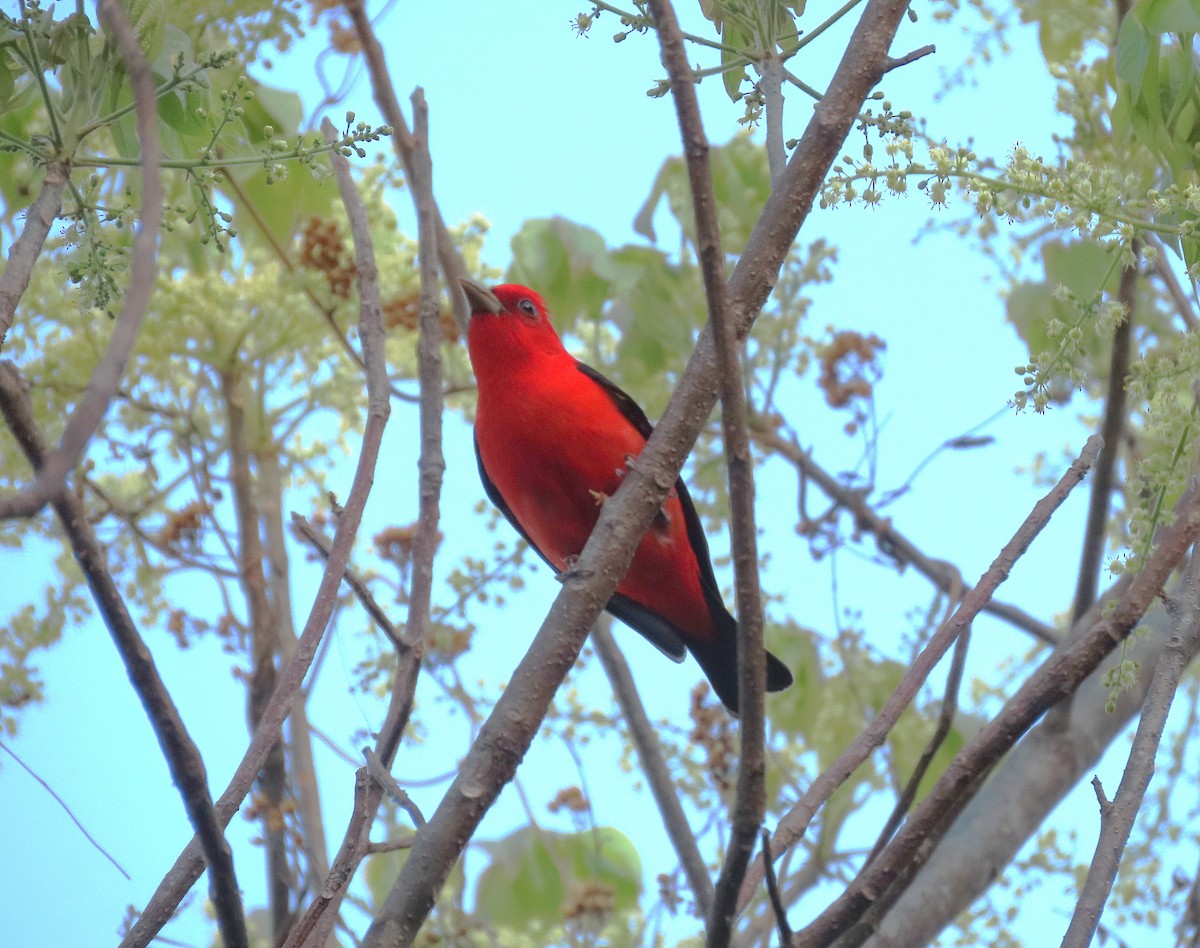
344, 0, 470, 336
753, 425, 1058, 644
291, 512, 404, 647
1061, 553, 1200, 947
359, 1, 918, 941
0, 0, 162, 520
865, 605, 970, 866
792, 478, 1200, 947
883, 44, 935, 72
119, 120, 393, 948
0, 158, 68, 350
762, 828, 793, 942
593, 620, 714, 917
646, 1, 767, 943
741, 435, 1102, 913
281, 103, 442, 947
0, 363, 248, 948
259, 448, 332, 915
365, 748, 427, 828
1071, 251, 1138, 625
221, 368, 290, 935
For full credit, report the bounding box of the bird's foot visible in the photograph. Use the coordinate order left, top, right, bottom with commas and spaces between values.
588, 488, 609, 507
557, 554, 594, 583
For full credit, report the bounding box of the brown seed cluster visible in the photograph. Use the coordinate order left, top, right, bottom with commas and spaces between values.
299, 216, 356, 300
382, 292, 461, 342
153, 500, 209, 549
689, 682, 735, 793
562, 880, 615, 921
548, 785, 589, 814
818, 329, 886, 409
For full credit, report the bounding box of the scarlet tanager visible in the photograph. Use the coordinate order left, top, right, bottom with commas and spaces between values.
462, 279, 793, 713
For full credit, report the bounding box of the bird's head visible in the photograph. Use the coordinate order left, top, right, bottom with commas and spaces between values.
461, 279, 568, 374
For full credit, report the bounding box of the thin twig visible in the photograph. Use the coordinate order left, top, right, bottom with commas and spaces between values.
865, 602, 971, 866
1060, 552, 1200, 947
0, 363, 248, 948
1144, 233, 1199, 331
1071, 247, 1137, 625
118, 120, 393, 948
291, 512, 405, 649
344, 0, 470, 336
740, 435, 1102, 912
593, 620, 714, 917
762, 828, 793, 943
364, 748, 427, 828
883, 44, 936, 73
791, 477, 1200, 947
0, 738, 131, 879
753, 425, 1058, 644
0, 0, 163, 520
645, 1, 768, 943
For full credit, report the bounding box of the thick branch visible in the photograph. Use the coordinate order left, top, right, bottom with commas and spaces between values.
119, 125, 393, 948
593, 620, 714, 917
0, 0, 162, 519
0, 363, 248, 948
360, 1, 918, 942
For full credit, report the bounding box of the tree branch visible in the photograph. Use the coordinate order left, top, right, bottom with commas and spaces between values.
752, 425, 1058, 644
795, 477, 1200, 947
1060, 551, 1200, 947
0, 0, 162, 520
281, 100, 442, 946
359, 1, 919, 941
0, 159, 68, 350
119, 120, 393, 948
645, 1, 768, 942
1071, 249, 1137, 625
593, 619, 714, 918
0, 363, 248, 948
739, 435, 1100, 915
344, 0, 470, 336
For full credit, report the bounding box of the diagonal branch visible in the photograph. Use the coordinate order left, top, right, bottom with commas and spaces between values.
119, 121, 393, 948
0, 158, 68, 350
738, 435, 1101, 914
359, 1, 919, 942
0, 362, 249, 948
793, 477, 1200, 947
1060, 551, 1200, 947
645, 1, 768, 943
752, 425, 1058, 644
0, 0, 162, 520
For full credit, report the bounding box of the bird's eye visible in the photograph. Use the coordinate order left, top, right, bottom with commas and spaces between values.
517, 299, 538, 318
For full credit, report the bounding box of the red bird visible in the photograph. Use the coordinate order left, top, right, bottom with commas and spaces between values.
462, 279, 792, 713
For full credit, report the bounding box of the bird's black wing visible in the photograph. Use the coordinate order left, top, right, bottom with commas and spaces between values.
475, 425, 686, 661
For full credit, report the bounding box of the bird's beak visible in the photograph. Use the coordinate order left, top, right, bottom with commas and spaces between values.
459, 278, 504, 316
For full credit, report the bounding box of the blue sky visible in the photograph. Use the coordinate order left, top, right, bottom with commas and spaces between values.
0, 2, 1124, 945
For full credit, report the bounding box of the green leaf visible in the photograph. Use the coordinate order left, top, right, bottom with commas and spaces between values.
764, 622, 825, 739
1140, 0, 1200, 34
506, 216, 615, 330
474, 826, 642, 928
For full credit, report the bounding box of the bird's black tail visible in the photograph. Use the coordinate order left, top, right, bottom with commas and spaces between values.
687, 605, 793, 715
